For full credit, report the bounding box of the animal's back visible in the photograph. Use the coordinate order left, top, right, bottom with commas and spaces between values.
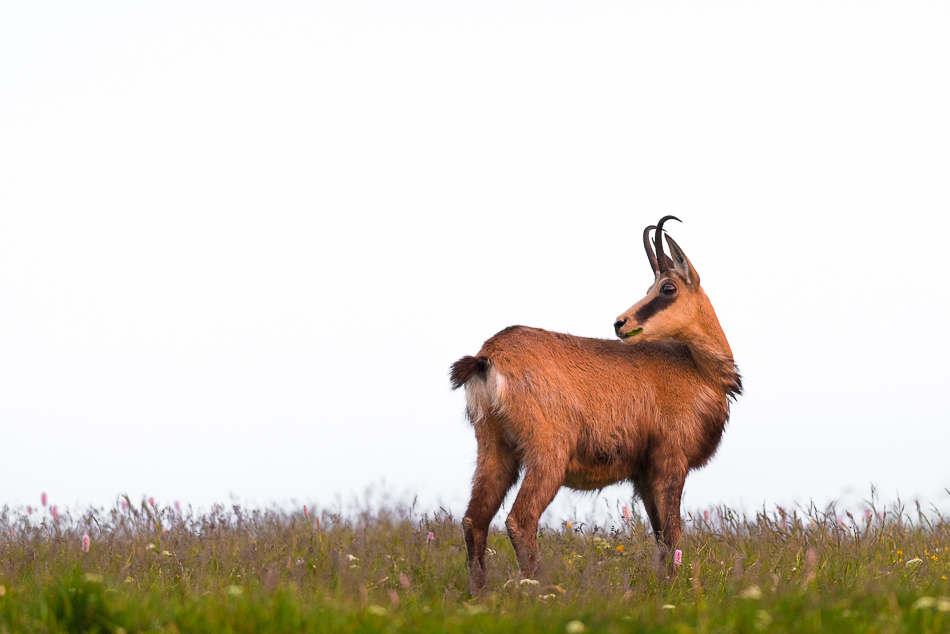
451, 325, 709, 486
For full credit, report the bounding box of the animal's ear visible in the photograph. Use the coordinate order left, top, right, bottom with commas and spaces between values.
664, 234, 700, 286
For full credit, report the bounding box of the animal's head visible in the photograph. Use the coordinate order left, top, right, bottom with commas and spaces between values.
614, 216, 713, 344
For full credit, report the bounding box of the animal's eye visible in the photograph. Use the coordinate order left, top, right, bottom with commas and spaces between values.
661, 283, 676, 295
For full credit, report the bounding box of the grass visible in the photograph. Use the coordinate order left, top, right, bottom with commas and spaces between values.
2, 495, 950, 633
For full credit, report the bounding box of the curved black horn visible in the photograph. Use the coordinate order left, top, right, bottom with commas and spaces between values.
643, 225, 658, 273
655, 215, 681, 273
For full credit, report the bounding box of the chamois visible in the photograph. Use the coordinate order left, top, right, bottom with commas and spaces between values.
450, 216, 742, 593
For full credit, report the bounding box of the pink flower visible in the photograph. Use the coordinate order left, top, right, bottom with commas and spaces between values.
704, 510, 710, 522
673, 549, 683, 567
304, 505, 308, 519
622, 506, 631, 522
51, 506, 59, 522
27, 506, 32, 515
81, 534, 90, 553
149, 497, 155, 507
426, 531, 435, 544
42, 492, 47, 507
865, 508, 873, 521
175, 501, 181, 512
121, 501, 127, 511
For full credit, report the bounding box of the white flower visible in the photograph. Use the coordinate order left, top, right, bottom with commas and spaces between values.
366, 605, 388, 616
739, 585, 763, 600
905, 558, 923, 567
520, 579, 540, 586
347, 554, 359, 562
661, 604, 676, 610
565, 620, 585, 634
914, 596, 950, 612
914, 597, 935, 609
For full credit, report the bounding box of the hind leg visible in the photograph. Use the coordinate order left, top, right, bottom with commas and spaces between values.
462, 416, 520, 595
504, 453, 566, 581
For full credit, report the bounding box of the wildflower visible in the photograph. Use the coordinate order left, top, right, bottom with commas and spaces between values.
174, 501, 180, 512
41, 492, 47, 507
865, 508, 873, 521
906, 558, 923, 567
304, 505, 308, 519
566, 521, 573, 530
704, 510, 710, 522
674, 549, 683, 567
366, 605, 388, 616
616, 545, 624, 552
914, 597, 936, 609
27, 505, 32, 515
739, 585, 763, 599
661, 604, 676, 610
81, 534, 90, 553
622, 506, 631, 521
520, 579, 540, 586
347, 554, 359, 561
426, 531, 435, 544
565, 620, 585, 634
226, 585, 243, 596
121, 501, 127, 511
51, 506, 59, 522
149, 497, 155, 507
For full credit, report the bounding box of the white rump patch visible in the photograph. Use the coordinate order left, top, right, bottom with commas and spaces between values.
464, 366, 506, 426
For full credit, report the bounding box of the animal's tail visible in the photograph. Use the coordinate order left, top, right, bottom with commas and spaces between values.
449, 355, 490, 390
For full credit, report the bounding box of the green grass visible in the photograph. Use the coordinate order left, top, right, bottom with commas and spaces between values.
2, 496, 950, 633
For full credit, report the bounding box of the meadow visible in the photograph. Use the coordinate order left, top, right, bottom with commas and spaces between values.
1, 494, 949, 633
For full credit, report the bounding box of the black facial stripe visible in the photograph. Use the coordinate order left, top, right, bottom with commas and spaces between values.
633, 293, 675, 323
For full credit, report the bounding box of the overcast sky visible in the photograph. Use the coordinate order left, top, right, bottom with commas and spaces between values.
2, 1, 949, 523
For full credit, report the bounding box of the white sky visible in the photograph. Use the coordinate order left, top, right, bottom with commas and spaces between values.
2, 2, 949, 523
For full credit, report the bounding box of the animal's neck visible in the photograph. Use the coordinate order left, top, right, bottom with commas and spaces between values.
679, 304, 742, 400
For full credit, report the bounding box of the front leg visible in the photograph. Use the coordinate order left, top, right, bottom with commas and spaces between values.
641, 462, 688, 578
